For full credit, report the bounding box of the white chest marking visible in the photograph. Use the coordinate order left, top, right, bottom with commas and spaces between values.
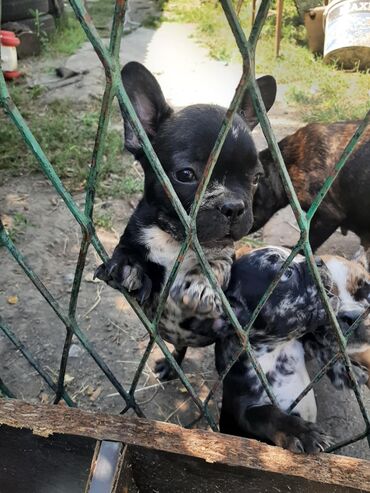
257, 340, 317, 422
140, 225, 199, 282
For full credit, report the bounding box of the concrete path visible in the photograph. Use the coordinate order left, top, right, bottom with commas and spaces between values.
44, 21, 302, 145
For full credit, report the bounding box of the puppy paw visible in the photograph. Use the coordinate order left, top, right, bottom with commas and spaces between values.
274, 417, 332, 454
94, 255, 152, 304
154, 358, 178, 381
170, 275, 222, 318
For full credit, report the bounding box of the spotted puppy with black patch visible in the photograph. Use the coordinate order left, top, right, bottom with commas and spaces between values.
304, 253, 370, 388
95, 62, 277, 379
209, 247, 370, 453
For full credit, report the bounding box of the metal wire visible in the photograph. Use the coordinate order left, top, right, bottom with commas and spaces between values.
0, 0, 369, 451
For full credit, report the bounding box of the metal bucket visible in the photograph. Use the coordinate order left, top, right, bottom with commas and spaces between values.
323, 0, 370, 69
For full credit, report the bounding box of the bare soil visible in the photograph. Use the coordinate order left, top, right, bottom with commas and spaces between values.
0, 171, 218, 427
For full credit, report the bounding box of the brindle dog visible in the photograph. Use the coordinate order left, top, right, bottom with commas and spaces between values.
252, 122, 370, 260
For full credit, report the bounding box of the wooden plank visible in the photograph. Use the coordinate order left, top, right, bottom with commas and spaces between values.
114, 445, 138, 493
0, 399, 369, 491
129, 447, 361, 493
0, 424, 95, 493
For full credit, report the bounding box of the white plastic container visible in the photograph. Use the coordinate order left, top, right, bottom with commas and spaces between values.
324, 0, 370, 69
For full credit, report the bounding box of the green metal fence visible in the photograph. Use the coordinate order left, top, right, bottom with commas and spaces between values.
1, 0, 369, 453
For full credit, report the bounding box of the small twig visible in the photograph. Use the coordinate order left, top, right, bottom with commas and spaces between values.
72, 384, 89, 400
82, 285, 103, 318
145, 362, 165, 390
131, 160, 144, 180
62, 235, 69, 256
135, 379, 175, 393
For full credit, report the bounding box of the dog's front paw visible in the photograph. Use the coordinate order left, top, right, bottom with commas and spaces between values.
170, 275, 222, 318
273, 416, 332, 454
94, 255, 152, 304
154, 358, 178, 381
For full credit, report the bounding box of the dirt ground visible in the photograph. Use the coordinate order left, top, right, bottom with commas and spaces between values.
1, 0, 369, 460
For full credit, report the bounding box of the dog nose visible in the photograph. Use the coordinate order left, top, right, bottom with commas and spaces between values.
339, 309, 363, 325
221, 200, 245, 221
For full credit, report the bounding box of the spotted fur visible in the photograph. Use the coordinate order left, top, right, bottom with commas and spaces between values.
212, 247, 370, 453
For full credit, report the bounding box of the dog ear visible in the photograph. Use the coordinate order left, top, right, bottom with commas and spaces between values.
239, 75, 277, 130
120, 62, 173, 156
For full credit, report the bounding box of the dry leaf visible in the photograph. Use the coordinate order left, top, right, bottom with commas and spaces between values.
85, 385, 94, 396
1, 215, 13, 229
90, 386, 102, 401
64, 374, 74, 384
39, 392, 49, 404
7, 295, 18, 305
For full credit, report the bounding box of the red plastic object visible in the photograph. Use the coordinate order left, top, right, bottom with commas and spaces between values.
3, 70, 22, 80
0, 30, 21, 47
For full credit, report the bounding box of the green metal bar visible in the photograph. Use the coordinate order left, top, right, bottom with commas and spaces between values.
56, 0, 126, 406
0, 318, 75, 406
325, 430, 369, 453
68, 0, 113, 75
302, 242, 370, 432
0, 74, 90, 236
221, 0, 252, 61
0, 0, 368, 453
0, 378, 16, 399
287, 353, 341, 414
0, 222, 143, 415
129, 337, 156, 396
249, 0, 272, 50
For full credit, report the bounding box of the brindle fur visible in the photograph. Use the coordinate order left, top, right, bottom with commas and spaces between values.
252, 122, 370, 259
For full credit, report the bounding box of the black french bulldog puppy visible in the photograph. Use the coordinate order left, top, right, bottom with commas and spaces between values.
95, 62, 277, 379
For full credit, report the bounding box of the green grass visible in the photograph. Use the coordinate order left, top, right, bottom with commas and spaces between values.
44, 16, 87, 56
93, 210, 114, 230
0, 84, 142, 198
162, 0, 370, 123
8, 212, 29, 243
42, 0, 116, 57
0, 0, 145, 198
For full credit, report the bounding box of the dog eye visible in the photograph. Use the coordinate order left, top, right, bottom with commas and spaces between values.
175, 169, 197, 183
281, 268, 293, 281
252, 173, 262, 186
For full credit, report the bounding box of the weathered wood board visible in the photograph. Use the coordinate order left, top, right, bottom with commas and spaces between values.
0, 400, 369, 493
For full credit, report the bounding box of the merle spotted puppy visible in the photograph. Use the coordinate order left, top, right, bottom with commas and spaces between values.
211, 247, 370, 453
303, 254, 370, 389
95, 62, 277, 379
